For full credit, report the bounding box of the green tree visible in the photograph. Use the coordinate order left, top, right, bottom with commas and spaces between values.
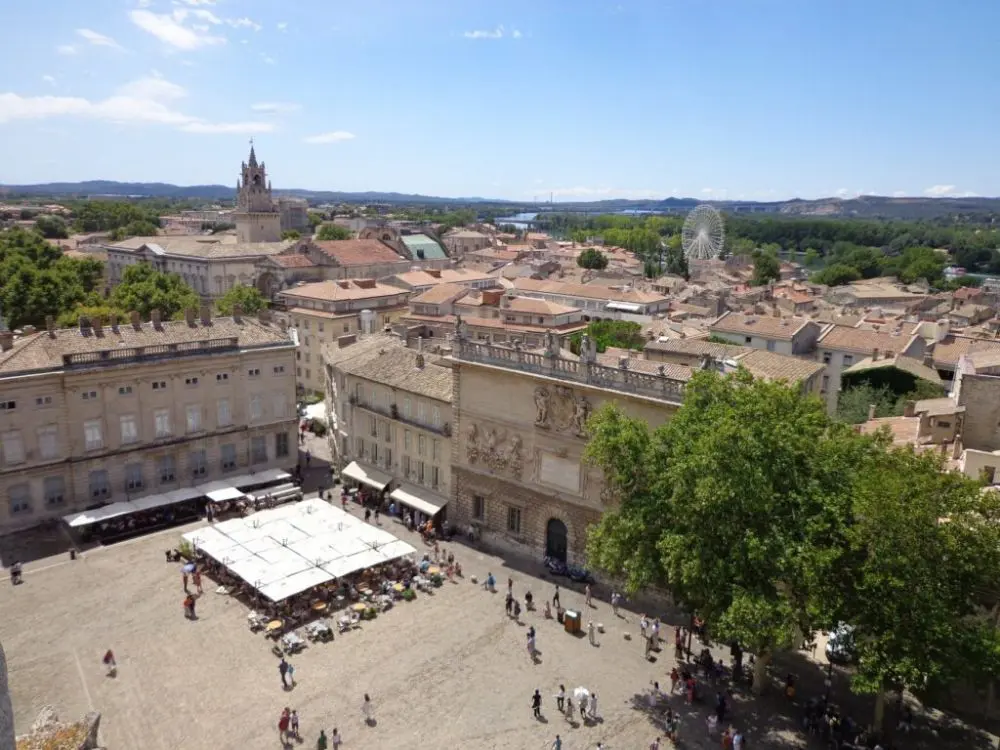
316, 223, 353, 241
803, 248, 821, 268
663, 242, 689, 279
281, 229, 301, 240
108, 219, 160, 242
109, 264, 199, 321
751, 248, 781, 286
812, 263, 862, 286
217, 284, 267, 316
307, 212, 325, 228
71, 201, 160, 233
836, 384, 900, 424
569, 320, 644, 354
34, 215, 69, 239
577, 248, 609, 270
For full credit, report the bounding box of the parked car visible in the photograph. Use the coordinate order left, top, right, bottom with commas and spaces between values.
825, 623, 857, 665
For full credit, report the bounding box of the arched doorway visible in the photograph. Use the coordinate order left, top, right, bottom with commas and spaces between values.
545, 518, 568, 562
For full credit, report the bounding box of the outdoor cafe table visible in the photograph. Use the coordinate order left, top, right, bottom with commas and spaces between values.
312, 602, 327, 613
266, 620, 283, 633
427, 566, 441, 575
392, 583, 405, 593
351, 603, 367, 613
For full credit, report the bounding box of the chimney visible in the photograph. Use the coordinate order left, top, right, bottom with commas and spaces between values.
415, 338, 425, 369
79, 316, 91, 336
46, 316, 55, 338
871, 348, 879, 361
151, 309, 162, 330
0, 331, 12, 352
185, 307, 196, 326
868, 403, 877, 421
110, 313, 119, 334
200, 303, 212, 326
232, 304, 243, 323
93, 316, 104, 337
903, 400, 916, 418
130, 310, 141, 330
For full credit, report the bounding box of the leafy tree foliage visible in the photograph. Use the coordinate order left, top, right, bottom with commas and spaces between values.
569, 320, 644, 355
316, 223, 353, 241
307, 212, 325, 227
216, 284, 267, 316
751, 248, 781, 286
109, 264, 199, 321
108, 219, 160, 241
662, 238, 689, 279
0, 229, 105, 329
811, 263, 862, 286
576, 247, 608, 270
71, 201, 161, 233
281, 230, 301, 240
34, 215, 69, 239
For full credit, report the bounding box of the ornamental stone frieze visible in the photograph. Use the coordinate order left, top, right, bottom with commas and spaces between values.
533, 385, 591, 438
465, 423, 524, 479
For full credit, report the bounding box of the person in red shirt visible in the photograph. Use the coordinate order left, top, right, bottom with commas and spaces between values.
278, 708, 290, 741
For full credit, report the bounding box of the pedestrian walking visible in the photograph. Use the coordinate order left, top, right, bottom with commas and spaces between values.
565, 696, 573, 719
278, 708, 290, 741
588, 620, 597, 646
551, 735, 562, 750
508, 576, 513, 595
364, 508, 371, 523
715, 691, 727, 723
733, 729, 744, 750
182, 571, 189, 592
556, 684, 566, 712
290, 710, 300, 739
331, 728, 342, 749
585, 583, 592, 607
552, 585, 560, 608
183, 594, 196, 619
532, 689, 543, 718
611, 590, 620, 616
674, 627, 684, 659
590, 693, 599, 720
649, 736, 661, 750
305, 450, 312, 467
102, 649, 116, 676
362, 693, 375, 725
527, 631, 536, 658
670, 667, 680, 694
192, 569, 203, 595
279, 658, 290, 688
374, 506, 380, 523
506, 591, 514, 615
316, 729, 328, 750
578, 694, 588, 721
288, 662, 296, 686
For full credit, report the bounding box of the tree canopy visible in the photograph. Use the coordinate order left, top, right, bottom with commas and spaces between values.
576, 247, 608, 270
109, 264, 199, 321
216, 284, 267, 316
108, 219, 159, 241
569, 320, 644, 355
751, 248, 781, 286
315, 223, 353, 241
281, 229, 301, 240
70, 201, 161, 233
34, 215, 69, 239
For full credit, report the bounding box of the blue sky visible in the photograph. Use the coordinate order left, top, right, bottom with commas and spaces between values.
0, 0, 997, 201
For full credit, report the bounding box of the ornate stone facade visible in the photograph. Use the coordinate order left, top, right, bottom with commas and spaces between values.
234, 143, 282, 244
465, 423, 524, 479
533, 385, 592, 437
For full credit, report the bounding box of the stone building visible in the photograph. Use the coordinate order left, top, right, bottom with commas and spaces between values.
233, 143, 282, 244
324, 335, 453, 524
449, 330, 686, 564
0, 308, 297, 533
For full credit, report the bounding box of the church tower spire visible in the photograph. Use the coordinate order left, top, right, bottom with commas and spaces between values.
233, 140, 281, 243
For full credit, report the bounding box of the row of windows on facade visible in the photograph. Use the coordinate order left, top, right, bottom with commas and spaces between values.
470, 494, 521, 535
361, 420, 443, 459
352, 438, 442, 490
0, 367, 288, 414
6, 432, 290, 517
352, 385, 444, 429
1, 396, 291, 465
110, 260, 251, 295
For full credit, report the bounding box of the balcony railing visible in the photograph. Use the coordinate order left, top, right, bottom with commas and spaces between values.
354, 400, 451, 437
62, 336, 240, 369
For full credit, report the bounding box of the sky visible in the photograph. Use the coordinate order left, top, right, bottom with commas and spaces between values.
0, 0, 998, 202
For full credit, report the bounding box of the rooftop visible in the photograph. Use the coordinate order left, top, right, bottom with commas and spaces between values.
709, 312, 814, 341
109, 235, 292, 259
512, 278, 668, 305
277, 279, 408, 303
392, 268, 494, 289
843, 354, 943, 385
323, 335, 453, 402
737, 349, 826, 384
503, 297, 580, 316
931, 335, 1000, 368
266, 253, 317, 269
411, 283, 471, 305
817, 323, 917, 355
0, 315, 293, 377
312, 239, 405, 266
400, 233, 448, 260
644, 338, 750, 359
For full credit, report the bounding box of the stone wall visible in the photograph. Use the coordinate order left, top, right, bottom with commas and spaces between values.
0, 642, 12, 750
957, 374, 1000, 452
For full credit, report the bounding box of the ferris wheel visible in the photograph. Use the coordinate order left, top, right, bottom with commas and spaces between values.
681, 204, 726, 260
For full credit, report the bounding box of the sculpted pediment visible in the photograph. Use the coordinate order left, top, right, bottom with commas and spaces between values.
534, 385, 591, 437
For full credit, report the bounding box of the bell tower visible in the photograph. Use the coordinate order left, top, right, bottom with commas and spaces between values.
233, 140, 282, 243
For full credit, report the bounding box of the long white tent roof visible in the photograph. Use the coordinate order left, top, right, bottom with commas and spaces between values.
182, 498, 417, 601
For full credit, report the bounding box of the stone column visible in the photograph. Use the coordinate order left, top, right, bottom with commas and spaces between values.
0, 641, 14, 750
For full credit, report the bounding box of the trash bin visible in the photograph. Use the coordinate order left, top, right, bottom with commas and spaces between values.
564, 609, 581, 635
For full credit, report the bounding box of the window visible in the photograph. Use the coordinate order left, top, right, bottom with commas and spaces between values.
356, 437, 364, 456
843, 354, 853, 366
82, 390, 98, 400
249, 395, 263, 421
418, 460, 425, 483
0, 399, 16, 412
296, 367, 302, 377
154, 408, 171, 438
506, 505, 522, 534
385, 447, 393, 470
937, 419, 952, 428
221, 443, 237, 471
383, 422, 392, 443
152, 381, 166, 390
432, 465, 440, 489
120, 415, 138, 444
432, 439, 440, 461
766, 340, 776, 352
158, 455, 177, 484
217, 399, 232, 427
248, 367, 261, 378
403, 455, 411, 476
822, 351, 832, 365
118, 385, 133, 396
821, 375, 830, 392
35, 395, 53, 407
184, 376, 199, 387
189, 449, 207, 478
89, 470, 110, 499
273, 365, 286, 375
432, 406, 441, 428
372, 443, 379, 463
185, 405, 202, 433
125, 463, 144, 491
343, 323, 349, 333
38, 426, 59, 459
306, 369, 311, 381
417, 401, 426, 422
251, 435, 267, 464
8, 484, 30, 515
404, 430, 411, 450
273, 394, 288, 419
275, 431, 289, 458
304, 353, 311, 364
84, 420, 103, 451
472, 495, 485, 520
402, 397, 411, 419
744, 336, 752, 344
418, 434, 426, 456
369, 416, 377, 438
216, 372, 229, 382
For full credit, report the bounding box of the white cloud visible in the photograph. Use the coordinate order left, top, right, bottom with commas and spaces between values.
129, 9, 226, 50
191, 9, 222, 24
136, 0, 152, 7
57, 44, 78, 55
276, 21, 288, 31
512, 29, 522, 38
251, 102, 300, 114
924, 184, 956, 197
464, 26, 505, 39
303, 131, 356, 144
76, 28, 123, 50
0, 76, 273, 136
260, 54, 276, 65
227, 17, 262, 32
42, 75, 56, 86
178, 0, 216, 5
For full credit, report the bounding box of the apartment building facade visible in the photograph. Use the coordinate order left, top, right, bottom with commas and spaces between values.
324, 335, 453, 522
0, 308, 298, 532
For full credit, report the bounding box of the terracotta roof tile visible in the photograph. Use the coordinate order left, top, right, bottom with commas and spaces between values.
817, 324, 913, 355
269, 254, 317, 268
709, 312, 814, 341
931, 335, 1000, 368
277, 279, 409, 303
312, 239, 404, 266
322, 335, 453, 402
737, 349, 825, 383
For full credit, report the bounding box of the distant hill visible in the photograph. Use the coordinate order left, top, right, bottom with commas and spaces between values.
1, 181, 998, 220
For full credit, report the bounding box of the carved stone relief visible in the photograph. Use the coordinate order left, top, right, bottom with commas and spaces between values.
466, 423, 524, 479
533, 385, 592, 437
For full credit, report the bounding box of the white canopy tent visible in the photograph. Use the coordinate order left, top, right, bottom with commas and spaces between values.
64, 501, 138, 528
340, 461, 392, 491
206, 487, 246, 504
390, 485, 448, 518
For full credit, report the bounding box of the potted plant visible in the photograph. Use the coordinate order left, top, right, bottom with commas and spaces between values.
402, 588, 417, 602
